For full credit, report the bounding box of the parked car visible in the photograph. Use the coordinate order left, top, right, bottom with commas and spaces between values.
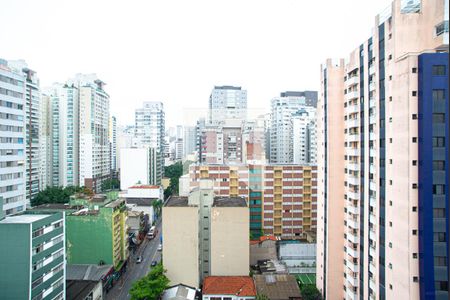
136, 256, 142, 264
157, 244, 162, 251
151, 260, 158, 267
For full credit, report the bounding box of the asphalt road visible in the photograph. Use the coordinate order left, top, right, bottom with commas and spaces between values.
107, 221, 162, 300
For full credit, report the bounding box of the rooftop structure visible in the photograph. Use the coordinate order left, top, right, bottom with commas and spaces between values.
253, 274, 302, 300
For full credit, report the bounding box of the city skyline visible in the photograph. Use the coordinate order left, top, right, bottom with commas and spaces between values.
1, 0, 392, 127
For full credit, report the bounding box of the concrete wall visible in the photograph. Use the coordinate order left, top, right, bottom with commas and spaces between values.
163, 206, 199, 287
210, 207, 249, 276
120, 148, 149, 190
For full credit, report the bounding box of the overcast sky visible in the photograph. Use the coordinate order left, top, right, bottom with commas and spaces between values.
1, 0, 391, 127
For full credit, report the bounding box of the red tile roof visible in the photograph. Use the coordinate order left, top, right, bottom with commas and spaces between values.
250, 235, 277, 245
128, 185, 161, 189
203, 276, 256, 297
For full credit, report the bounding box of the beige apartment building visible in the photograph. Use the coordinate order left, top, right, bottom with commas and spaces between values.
162, 180, 249, 288
317, 1, 449, 300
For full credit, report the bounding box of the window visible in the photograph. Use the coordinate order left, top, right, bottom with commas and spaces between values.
412, 91, 417, 96
432, 137, 445, 147
433, 184, 446, 195
432, 65, 446, 76
412, 206, 417, 212
434, 256, 447, 266
433, 161, 445, 170
435, 281, 449, 291
412, 183, 418, 189
412, 229, 418, 235
412, 137, 417, 143
412, 160, 417, 166
412, 114, 417, 120
412, 67, 417, 73
433, 232, 446, 242
32, 228, 44, 238
433, 90, 445, 101
413, 276, 419, 283
432, 113, 445, 123
433, 208, 445, 218
413, 253, 418, 259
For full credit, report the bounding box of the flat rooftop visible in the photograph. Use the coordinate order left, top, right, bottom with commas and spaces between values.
0, 214, 49, 224
165, 196, 189, 207
213, 197, 247, 207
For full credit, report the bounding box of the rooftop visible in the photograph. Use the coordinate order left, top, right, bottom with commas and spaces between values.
66, 280, 99, 300
254, 275, 302, 300
162, 284, 198, 300
213, 197, 247, 207
32, 203, 82, 210
126, 198, 159, 206
0, 214, 49, 224
202, 276, 256, 297
165, 196, 189, 207
67, 264, 113, 281
129, 185, 161, 189
251, 235, 278, 245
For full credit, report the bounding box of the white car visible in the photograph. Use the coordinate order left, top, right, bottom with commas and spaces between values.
157, 244, 162, 251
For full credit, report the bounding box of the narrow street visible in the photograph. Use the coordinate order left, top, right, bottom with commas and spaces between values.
106, 221, 163, 300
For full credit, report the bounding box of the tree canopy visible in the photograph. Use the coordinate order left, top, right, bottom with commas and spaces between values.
31, 186, 88, 207
164, 161, 183, 199
101, 178, 120, 191
300, 284, 322, 300
129, 263, 169, 300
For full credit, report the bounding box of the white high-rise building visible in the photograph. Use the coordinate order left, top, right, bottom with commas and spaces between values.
8, 60, 41, 203
135, 101, 165, 166
71, 74, 110, 192
39, 93, 51, 189
120, 147, 162, 190
208, 86, 247, 125
0, 59, 26, 215
270, 92, 317, 164
183, 126, 197, 157
48, 83, 80, 187
109, 116, 117, 172
292, 108, 317, 164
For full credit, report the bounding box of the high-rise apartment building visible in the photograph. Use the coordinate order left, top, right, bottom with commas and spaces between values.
183, 125, 197, 157
135, 101, 165, 166
39, 93, 51, 190
74, 75, 111, 192
48, 83, 80, 188
0, 59, 26, 216
317, 1, 449, 299
280, 91, 318, 108
9, 61, 41, 203
292, 108, 317, 164
208, 86, 247, 124
109, 116, 117, 173
0, 199, 66, 300
189, 164, 317, 239
163, 180, 249, 288
270, 92, 317, 164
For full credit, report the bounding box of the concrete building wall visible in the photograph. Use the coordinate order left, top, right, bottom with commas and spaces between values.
120, 148, 149, 190
163, 206, 199, 287
210, 207, 249, 276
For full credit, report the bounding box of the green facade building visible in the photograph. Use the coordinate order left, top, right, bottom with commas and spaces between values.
0, 198, 65, 300
65, 193, 128, 270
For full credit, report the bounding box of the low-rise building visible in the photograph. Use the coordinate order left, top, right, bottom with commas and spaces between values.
162, 284, 199, 300
278, 241, 316, 274
66, 280, 103, 300
0, 198, 65, 300
202, 276, 256, 300
163, 180, 249, 288
66, 264, 115, 297
253, 274, 302, 300
122, 185, 163, 225
250, 236, 277, 266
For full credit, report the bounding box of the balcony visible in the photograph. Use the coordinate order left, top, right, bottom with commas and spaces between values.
346, 134, 360, 143
346, 288, 357, 300
346, 103, 359, 114
369, 196, 377, 207
369, 278, 376, 292
346, 90, 359, 101
369, 180, 377, 191
369, 163, 376, 173
347, 246, 359, 258
347, 162, 360, 172
347, 191, 359, 200
369, 65, 376, 75
347, 275, 359, 287
369, 82, 376, 91
347, 230, 359, 244
346, 118, 359, 129
369, 113, 377, 124
369, 97, 376, 108
346, 258, 359, 273
369, 132, 376, 141
346, 76, 359, 87
347, 203, 359, 216
369, 228, 376, 241
347, 218, 359, 230
369, 245, 376, 257
369, 148, 377, 157
347, 175, 359, 186
346, 147, 359, 156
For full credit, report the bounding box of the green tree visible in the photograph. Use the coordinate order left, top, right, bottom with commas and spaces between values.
152, 200, 163, 219
256, 294, 270, 300
101, 178, 120, 191
31, 186, 84, 207
163, 161, 183, 198
300, 284, 322, 300
129, 263, 169, 300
